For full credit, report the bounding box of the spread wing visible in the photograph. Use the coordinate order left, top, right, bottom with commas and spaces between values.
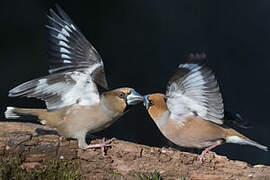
9, 72, 100, 111
165, 53, 224, 124
9, 5, 108, 111
46, 5, 108, 89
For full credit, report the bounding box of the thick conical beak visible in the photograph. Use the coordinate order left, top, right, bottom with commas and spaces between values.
126, 90, 144, 105
143, 95, 150, 109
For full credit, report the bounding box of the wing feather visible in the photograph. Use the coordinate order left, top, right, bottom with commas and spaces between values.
46, 5, 108, 89
166, 53, 224, 124
8, 5, 108, 110
9, 72, 99, 111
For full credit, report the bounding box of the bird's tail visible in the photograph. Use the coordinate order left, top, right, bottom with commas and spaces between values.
225, 128, 268, 151
5, 106, 48, 125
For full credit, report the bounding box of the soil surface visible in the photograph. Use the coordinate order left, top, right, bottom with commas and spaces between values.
0, 122, 269, 180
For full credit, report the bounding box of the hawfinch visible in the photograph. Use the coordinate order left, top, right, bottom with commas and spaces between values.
5, 5, 143, 150
143, 53, 268, 163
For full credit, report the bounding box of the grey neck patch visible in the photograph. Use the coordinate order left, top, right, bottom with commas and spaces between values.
100, 95, 122, 119
157, 110, 170, 127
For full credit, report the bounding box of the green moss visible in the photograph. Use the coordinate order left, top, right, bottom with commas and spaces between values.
112, 169, 122, 176
0, 155, 24, 180
0, 156, 82, 180
178, 174, 187, 180
135, 170, 162, 180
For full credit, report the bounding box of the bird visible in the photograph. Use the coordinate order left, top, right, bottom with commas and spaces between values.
4, 5, 143, 152
143, 53, 268, 163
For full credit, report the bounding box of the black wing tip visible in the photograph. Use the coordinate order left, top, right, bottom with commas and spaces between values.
8, 92, 15, 97
54, 4, 65, 15
54, 4, 74, 24
102, 80, 109, 90
48, 3, 62, 12
8, 88, 25, 97
224, 111, 253, 129
54, 3, 62, 10
183, 52, 207, 64
48, 4, 60, 15
168, 52, 208, 84
8, 85, 23, 97
47, 4, 66, 22
92, 66, 109, 90
47, 4, 69, 23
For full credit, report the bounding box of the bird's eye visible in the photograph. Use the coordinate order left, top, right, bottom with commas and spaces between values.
148, 100, 154, 106
118, 92, 125, 98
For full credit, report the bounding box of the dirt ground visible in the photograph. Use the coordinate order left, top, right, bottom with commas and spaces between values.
0, 122, 269, 180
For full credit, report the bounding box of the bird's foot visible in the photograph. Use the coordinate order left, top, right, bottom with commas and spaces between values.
59, 136, 66, 141
87, 137, 116, 156
199, 150, 207, 164
199, 142, 220, 164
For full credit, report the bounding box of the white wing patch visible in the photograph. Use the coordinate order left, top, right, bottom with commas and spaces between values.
57, 32, 68, 42
166, 58, 224, 125
8, 5, 108, 111
64, 72, 99, 106
46, 6, 108, 90
61, 54, 71, 59
34, 71, 100, 110
58, 40, 69, 48
9, 68, 101, 111
60, 47, 71, 54
178, 63, 199, 70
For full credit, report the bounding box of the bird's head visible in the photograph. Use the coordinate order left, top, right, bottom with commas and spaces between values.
143, 93, 168, 121
102, 88, 143, 115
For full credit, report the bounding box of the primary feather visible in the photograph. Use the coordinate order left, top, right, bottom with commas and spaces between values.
9, 5, 108, 111
166, 53, 224, 124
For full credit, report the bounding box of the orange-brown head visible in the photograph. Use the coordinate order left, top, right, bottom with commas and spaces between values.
143, 93, 169, 121
102, 88, 143, 116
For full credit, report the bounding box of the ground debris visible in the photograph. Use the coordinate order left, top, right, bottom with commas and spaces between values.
0, 122, 269, 180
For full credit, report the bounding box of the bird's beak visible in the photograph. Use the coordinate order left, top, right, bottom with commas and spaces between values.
143, 95, 150, 110
126, 90, 144, 105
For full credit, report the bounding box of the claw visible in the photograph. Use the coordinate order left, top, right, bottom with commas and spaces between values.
59, 136, 65, 141
87, 137, 116, 156
199, 142, 220, 164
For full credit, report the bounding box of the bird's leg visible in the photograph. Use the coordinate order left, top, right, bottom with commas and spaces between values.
87, 137, 116, 156
59, 136, 65, 141
199, 142, 220, 164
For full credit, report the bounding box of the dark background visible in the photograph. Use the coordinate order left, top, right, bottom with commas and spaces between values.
0, 0, 269, 165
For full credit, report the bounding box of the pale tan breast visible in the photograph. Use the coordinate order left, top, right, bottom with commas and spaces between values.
159, 115, 226, 148
55, 104, 116, 137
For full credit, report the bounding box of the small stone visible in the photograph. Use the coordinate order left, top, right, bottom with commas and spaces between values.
253, 164, 265, 168
58, 147, 77, 160
161, 149, 167, 153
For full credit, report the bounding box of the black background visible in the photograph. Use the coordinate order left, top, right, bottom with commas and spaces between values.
0, 0, 269, 165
